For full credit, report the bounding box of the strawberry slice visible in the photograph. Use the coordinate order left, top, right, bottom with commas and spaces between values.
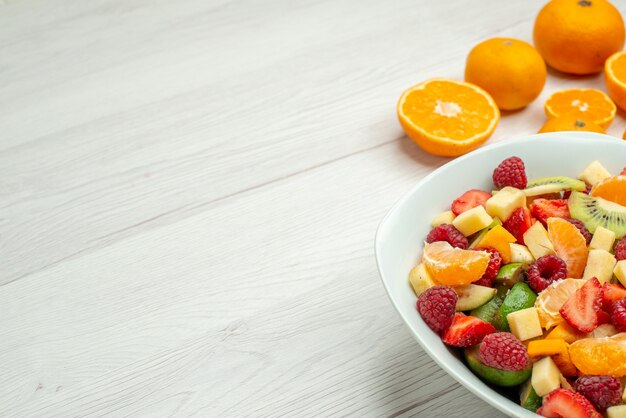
560, 277, 603, 333
602, 283, 626, 311
530, 198, 570, 227
441, 313, 495, 347
621, 167, 626, 176
537, 388, 601, 418
451, 189, 492, 216
597, 310, 611, 325
502, 207, 534, 244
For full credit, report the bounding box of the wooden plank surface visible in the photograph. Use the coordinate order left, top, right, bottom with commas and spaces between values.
1, 0, 624, 416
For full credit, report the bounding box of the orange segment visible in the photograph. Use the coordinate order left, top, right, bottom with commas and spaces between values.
535, 279, 586, 329
605, 51, 626, 112
569, 333, 626, 376
527, 338, 578, 377
546, 321, 588, 344
590, 175, 626, 206
397, 79, 500, 157
547, 218, 589, 279
422, 241, 490, 286
474, 225, 516, 263
544, 89, 616, 129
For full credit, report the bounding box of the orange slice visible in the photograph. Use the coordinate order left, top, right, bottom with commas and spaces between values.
538, 116, 605, 134
474, 225, 516, 263
547, 218, 589, 279
590, 175, 626, 206
569, 333, 626, 376
397, 79, 500, 157
535, 278, 586, 329
422, 241, 490, 286
544, 88, 616, 129
605, 51, 626, 112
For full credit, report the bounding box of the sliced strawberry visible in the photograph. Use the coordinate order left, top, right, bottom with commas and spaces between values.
560, 277, 603, 333
621, 167, 626, 176
502, 207, 534, 244
441, 313, 495, 347
597, 310, 611, 325
530, 198, 570, 227
602, 283, 626, 312
451, 189, 492, 216
537, 388, 601, 418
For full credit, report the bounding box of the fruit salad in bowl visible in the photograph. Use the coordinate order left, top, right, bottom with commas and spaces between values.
375, 133, 626, 418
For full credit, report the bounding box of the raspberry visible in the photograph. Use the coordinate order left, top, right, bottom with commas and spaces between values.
425, 224, 468, 249
563, 183, 592, 199
615, 236, 626, 261
471, 247, 502, 287
417, 286, 458, 334
492, 156, 527, 189
527, 254, 568, 293
565, 218, 592, 245
611, 297, 626, 332
479, 332, 529, 371
574, 375, 623, 411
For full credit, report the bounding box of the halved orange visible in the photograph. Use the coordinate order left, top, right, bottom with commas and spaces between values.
590, 175, 626, 206
547, 218, 589, 279
605, 51, 626, 112
397, 79, 500, 157
422, 241, 490, 286
538, 116, 605, 134
544, 88, 616, 129
534, 278, 586, 329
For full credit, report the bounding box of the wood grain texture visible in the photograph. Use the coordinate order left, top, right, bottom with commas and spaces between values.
1, 0, 625, 416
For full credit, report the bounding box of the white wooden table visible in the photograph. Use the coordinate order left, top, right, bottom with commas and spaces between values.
1, 0, 624, 416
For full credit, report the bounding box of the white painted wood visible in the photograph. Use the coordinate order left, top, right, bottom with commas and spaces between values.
1, 0, 624, 416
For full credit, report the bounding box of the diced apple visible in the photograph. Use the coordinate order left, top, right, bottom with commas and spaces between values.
607, 405, 626, 418
510, 243, 534, 265
579, 160, 611, 186
431, 210, 456, 227
409, 263, 437, 296
582, 249, 617, 284
589, 226, 616, 252
532, 356, 561, 397
452, 205, 493, 237
507, 307, 543, 341
485, 186, 526, 222
523, 222, 555, 260
592, 324, 619, 338
614, 260, 626, 288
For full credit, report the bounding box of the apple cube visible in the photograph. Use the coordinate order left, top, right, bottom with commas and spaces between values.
614, 260, 626, 288
507, 307, 543, 341
579, 160, 611, 186
432, 210, 455, 227
582, 249, 617, 283
589, 226, 616, 252
452, 205, 493, 237
510, 243, 534, 265
532, 356, 561, 397
592, 324, 619, 338
409, 263, 437, 296
523, 222, 555, 259
607, 405, 626, 418
485, 186, 526, 221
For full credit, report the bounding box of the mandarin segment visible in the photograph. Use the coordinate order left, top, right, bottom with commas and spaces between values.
569, 334, 626, 376
397, 79, 500, 157
422, 241, 490, 286
535, 278, 586, 329
590, 176, 626, 206
547, 217, 589, 278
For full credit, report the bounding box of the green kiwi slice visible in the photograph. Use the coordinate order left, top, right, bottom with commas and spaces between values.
568, 191, 626, 238
523, 176, 586, 196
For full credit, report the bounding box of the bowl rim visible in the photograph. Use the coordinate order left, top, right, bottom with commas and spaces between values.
374, 132, 623, 417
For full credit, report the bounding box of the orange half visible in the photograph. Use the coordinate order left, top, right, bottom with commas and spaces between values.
547, 218, 589, 279
422, 241, 490, 286
590, 175, 626, 206
398, 79, 500, 157
605, 51, 626, 112
544, 88, 616, 129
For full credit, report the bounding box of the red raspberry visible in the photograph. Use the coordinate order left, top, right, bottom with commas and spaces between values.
502, 207, 533, 244
574, 375, 623, 411
479, 332, 529, 371
425, 224, 468, 249
565, 218, 592, 245
563, 183, 592, 199
471, 247, 502, 287
615, 236, 626, 261
417, 286, 458, 334
527, 254, 568, 293
611, 297, 626, 332
492, 156, 527, 189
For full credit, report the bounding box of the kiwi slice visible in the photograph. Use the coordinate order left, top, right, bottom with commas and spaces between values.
520, 379, 542, 412
523, 176, 586, 196
493, 282, 537, 331
568, 191, 626, 238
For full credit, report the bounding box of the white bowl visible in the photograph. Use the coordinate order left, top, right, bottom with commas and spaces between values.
375, 132, 626, 418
